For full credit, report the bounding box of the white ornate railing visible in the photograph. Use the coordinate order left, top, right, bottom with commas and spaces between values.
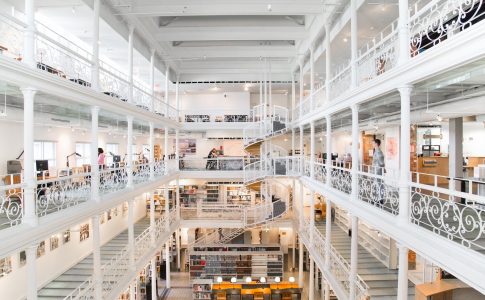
271, 156, 301, 176
243, 160, 265, 183
0, 13, 24, 60
329, 64, 351, 100
180, 156, 247, 171
0, 180, 24, 229
314, 160, 327, 184
358, 165, 400, 215
99, 166, 129, 194
181, 204, 245, 221
330, 162, 352, 194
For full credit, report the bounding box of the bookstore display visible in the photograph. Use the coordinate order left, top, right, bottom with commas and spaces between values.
226, 186, 251, 205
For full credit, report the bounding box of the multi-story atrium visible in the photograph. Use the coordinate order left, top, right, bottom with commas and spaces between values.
0, 0, 485, 299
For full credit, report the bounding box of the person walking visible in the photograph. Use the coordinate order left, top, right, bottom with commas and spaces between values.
371, 139, 385, 205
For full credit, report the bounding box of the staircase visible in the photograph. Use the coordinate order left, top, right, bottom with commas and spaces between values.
37, 218, 150, 300
315, 221, 415, 300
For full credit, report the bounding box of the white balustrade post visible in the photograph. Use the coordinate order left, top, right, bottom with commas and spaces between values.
26, 244, 37, 300
291, 72, 296, 121
165, 240, 171, 288
91, 0, 100, 91
350, 0, 358, 88
149, 122, 154, 180
175, 78, 180, 121
175, 130, 180, 171
151, 257, 157, 300
128, 26, 135, 104
351, 104, 359, 201
397, 244, 409, 300
150, 49, 156, 112
349, 215, 359, 300
324, 281, 330, 300
299, 125, 304, 175
92, 215, 102, 300
176, 229, 181, 271
21, 87, 38, 226
325, 24, 331, 101
398, 0, 410, 65
398, 86, 412, 226
23, 0, 36, 68
164, 127, 169, 174
310, 121, 315, 179
325, 199, 332, 269
310, 190, 315, 245
129, 282, 136, 300
176, 178, 180, 220
309, 256, 315, 300
298, 235, 304, 288
128, 199, 135, 270
165, 185, 170, 230
165, 67, 170, 117
299, 62, 304, 118
310, 47, 315, 109
91, 106, 100, 202
150, 192, 156, 246
269, 59, 273, 116
127, 116, 134, 188
325, 115, 332, 187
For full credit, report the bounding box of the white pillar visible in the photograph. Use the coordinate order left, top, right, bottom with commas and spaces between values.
126, 116, 134, 188
398, 86, 412, 226
26, 244, 37, 300
310, 47, 315, 109
397, 245, 409, 300
291, 129, 296, 173
176, 178, 180, 220
398, 0, 410, 65
128, 26, 135, 104
149, 49, 156, 112
151, 258, 157, 300
91, 106, 100, 202
349, 216, 359, 300
325, 199, 332, 269
164, 127, 169, 174
21, 88, 38, 226
129, 282, 136, 300
299, 126, 304, 175
150, 192, 156, 245
449, 118, 464, 190
292, 227, 296, 271
298, 236, 304, 288
310, 121, 315, 179
175, 80, 180, 121
165, 67, 170, 117
175, 130, 180, 170
91, 0, 100, 91
165, 241, 171, 288
176, 229, 181, 271
299, 62, 304, 118
309, 256, 315, 300
268, 59, 272, 116
325, 116, 332, 186
23, 0, 36, 68
291, 72, 296, 121
310, 190, 315, 244
165, 185, 170, 230
350, 0, 358, 88
92, 215, 102, 300
149, 122, 155, 180
324, 281, 330, 300
321, 272, 325, 300
351, 104, 359, 200
128, 199, 135, 270
325, 24, 331, 101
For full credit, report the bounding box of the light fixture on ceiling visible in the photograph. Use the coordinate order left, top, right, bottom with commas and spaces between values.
244, 86, 249, 91
217, 277, 223, 283
343, 37, 348, 42
267, 4, 272, 11
230, 277, 237, 283
436, 114, 443, 122
275, 277, 281, 283
260, 277, 267, 283
284, 138, 288, 142
245, 277, 252, 283
289, 277, 295, 283
71, 6, 76, 14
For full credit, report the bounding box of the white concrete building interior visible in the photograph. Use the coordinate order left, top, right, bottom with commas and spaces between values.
0, 0, 485, 299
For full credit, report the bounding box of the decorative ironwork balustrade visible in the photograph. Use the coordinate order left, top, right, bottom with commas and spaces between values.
330, 163, 352, 194
329, 65, 351, 100
358, 165, 400, 215
0, 182, 23, 230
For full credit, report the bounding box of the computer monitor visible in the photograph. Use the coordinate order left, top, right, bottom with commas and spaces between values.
113, 155, 121, 163
36, 160, 49, 172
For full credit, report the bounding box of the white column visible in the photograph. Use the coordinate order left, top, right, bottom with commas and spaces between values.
398, 0, 410, 65
126, 116, 134, 187
291, 129, 296, 172
299, 62, 304, 118
149, 49, 156, 112
26, 244, 37, 300
351, 104, 359, 200
321, 272, 325, 300
350, 0, 358, 88
151, 258, 157, 300
309, 256, 315, 300
259, 79, 263, 124
165, 241, 171, 288
149, 122, 155, 180
165, 67, 170, 117
310, 47, 315, 109
129, 282, 136, 300
176, 178, 180, 220
398, 86, 412, 226
91, 106, 100, 202
292, 227, 296, 271
310, 190, 315, 244
325, 199, 332, 269
449, 118, 464, 191
128, 26, 135, 104
175, 79, 180, 121
299, 126, 304, 175
298, 236, 304, 288
325, 24, 331, 101
268, 59, 272, 116
397, 245, 409, 300
21, 88, 38, 226
150, 192, 156, 245
325, 116, 332, 186
128, 199, 135, 270
175, 130, 180, 170
176, 229, 181, 271
291, 72, 296, 121
310, 121, 315, 179
91, 0, 100, 91
92, 215, 102, 300
324, 281, 330, 300
164, 127, 169, 174
23, 0, 36, 68
165, 185, 170, 230
349, 216, 359, 299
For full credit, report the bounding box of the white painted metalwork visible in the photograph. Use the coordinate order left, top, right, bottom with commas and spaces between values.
358, 164, 400, 215
0, 181, 23, 229
330, 162, 352, 194
329, 64, 351, 100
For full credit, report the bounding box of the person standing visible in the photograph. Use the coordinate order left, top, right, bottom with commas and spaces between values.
98, 147, 106, 169
372, 139, 385, 205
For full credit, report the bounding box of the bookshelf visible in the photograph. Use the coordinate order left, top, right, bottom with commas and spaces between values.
192, 279, 212, 300
206, 184, 220, 202
226, 186, 251, 205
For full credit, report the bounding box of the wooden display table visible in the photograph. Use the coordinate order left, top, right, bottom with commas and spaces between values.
415, 279, 469, 300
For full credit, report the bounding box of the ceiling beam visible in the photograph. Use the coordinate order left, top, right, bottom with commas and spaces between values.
168, 45, 296, 59
114, 1, 325, 17
155, 26, 307, 41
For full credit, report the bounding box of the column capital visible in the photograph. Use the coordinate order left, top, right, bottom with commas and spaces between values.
91, 105, 100, 113
398, 84, 413, 93
128, 24, 135, 35
126, 115, 134, 122
351, 103, 360, 113
150, 47, 156, 57
325, 114, 332, 122
20, 87, 38, 94
396, 243, 409, 252
149, 121, 154, 129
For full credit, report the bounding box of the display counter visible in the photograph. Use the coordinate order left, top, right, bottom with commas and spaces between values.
211, 282, 301, 300
416, 157, 449, 186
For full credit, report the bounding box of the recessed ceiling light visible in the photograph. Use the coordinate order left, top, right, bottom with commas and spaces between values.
267, 4, 272, 11
343, 37, 348, 42
370, 26, 374, 30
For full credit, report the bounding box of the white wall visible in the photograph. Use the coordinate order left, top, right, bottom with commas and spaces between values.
0, 197, 146, 300
249, 93, 290, 109
439, 122, 485, 157
179, 92, 250, 116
